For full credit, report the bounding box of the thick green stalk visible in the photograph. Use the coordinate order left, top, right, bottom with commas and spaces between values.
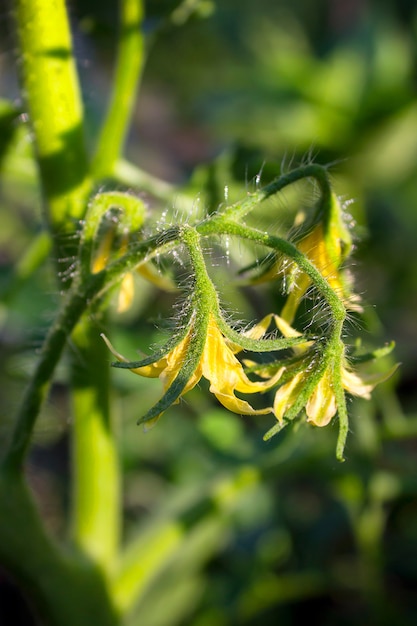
92, 0, 145, 178
0, 471, 119, 626
14, 0, 91, 250
70, 316, 120, 570
69, 0, 145, 560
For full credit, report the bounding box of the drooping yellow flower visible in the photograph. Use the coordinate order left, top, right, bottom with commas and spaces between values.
92, 227, 136, 312
273, 359, 397, 427
92, 225, 176, 313
103, 314, 283, 422
272, 316, 398, 427
281, 221, 349, 324
278, 191, 362, 324
305, 367, 337, 426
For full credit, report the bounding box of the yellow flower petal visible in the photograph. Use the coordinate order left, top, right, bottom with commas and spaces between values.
273, 371, 305, 422
92, 228, 114, 273
105, 313, 288, 420
273, 314, 314, 354
150, 334, 191, 383
306, 369, 337, 427
101, 332, 179, 378
342, 363, 399, 399
117, 272, 135, 312
202, 315, 281, 415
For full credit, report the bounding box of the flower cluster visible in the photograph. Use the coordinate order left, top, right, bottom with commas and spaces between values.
101, 167, 396, 460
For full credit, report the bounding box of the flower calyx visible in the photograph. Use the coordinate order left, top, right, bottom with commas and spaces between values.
103, 306, 292, 428
261, 316, 398, 461
103, 226, 314, 428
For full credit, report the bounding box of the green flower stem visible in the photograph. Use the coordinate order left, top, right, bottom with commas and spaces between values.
1, 231, 177, 472
2, 286, 90, 472
197, 219, 349, 460
70, 316, 120, 570
198, 219, 346, 323
181, 227, 310, 352
219, 164, 332, 222
181, 226, 218, 303
13, 0, 91, 254
92, 0, 145, 179
330, 323, 350, 462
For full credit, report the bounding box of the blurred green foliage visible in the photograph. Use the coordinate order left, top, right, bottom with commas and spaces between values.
1, 1, 417, 625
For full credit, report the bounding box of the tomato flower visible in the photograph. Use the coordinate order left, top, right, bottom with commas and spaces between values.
103, 313, 284, 424
271, 317, 398, 427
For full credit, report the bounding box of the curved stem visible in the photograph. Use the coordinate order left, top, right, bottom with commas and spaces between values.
219, 164, 332, 222
198, 219, 346, 323
92, 0, 145, 179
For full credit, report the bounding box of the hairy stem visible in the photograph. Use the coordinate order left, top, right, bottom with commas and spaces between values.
1, 286, 89, 472
219, 164, 332, 221
198, 219, 346, 323
1, 228, 171, 473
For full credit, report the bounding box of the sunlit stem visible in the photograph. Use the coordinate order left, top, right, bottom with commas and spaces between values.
180, 225, 218, 305
219, 164, 332, 222
13, 0, 91, 273
92, 0, 145, 179
70, 316, 120, 570
198, 219, 346, 323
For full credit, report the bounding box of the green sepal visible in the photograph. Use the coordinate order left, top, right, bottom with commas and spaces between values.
323, 192, 352, 264
263, 346, 330, 439
79, 191, 146, 277
284, 354, 330, 422
332, 359, 349, 463
349, 341, 396, 365
216, 314, 313, 353
263, 419, 288, 441
137, 311, 209, 425
111, 311, 192, 370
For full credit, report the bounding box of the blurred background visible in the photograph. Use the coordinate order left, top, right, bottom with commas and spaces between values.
1, 0, 417, 624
